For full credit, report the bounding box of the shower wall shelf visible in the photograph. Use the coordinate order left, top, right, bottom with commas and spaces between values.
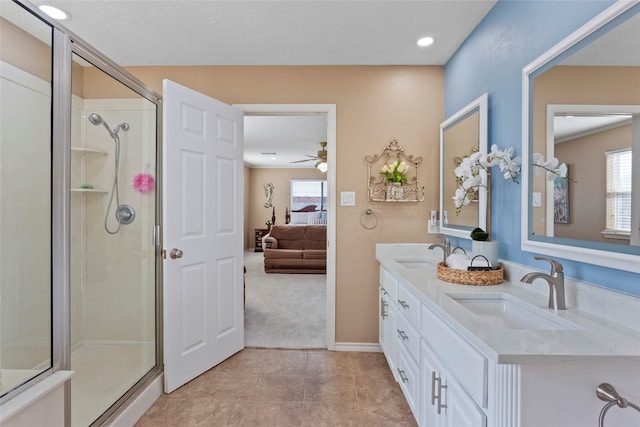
71, 146, 107, 193
71, 146, 107, 155
71, 188, 107, 193
365, 138, 425, 203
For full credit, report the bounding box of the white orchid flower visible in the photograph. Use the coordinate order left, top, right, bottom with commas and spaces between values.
557, 163, 567, 178
453, 188, 469, 208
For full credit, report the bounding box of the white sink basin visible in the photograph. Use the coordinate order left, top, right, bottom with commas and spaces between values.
447, 292, 581, 331
396, 259, 434, 269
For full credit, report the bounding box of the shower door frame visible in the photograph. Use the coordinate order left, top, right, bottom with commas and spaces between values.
65, 42, 164, 426
9, 1, 165, 425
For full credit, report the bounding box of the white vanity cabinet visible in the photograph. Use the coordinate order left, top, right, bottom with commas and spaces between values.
379, 267, 398, 380
420, 306, 486, 427
379, 267, 422, 419
377, 245, 640, 427
421, 340, 486, 427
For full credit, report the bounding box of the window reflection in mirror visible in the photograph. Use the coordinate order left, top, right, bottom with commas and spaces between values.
524, 2, 640, 272
0, 2, 53, 396
440, 94, 488, 239
537, 106, 639, 247
529, 7, 640, 254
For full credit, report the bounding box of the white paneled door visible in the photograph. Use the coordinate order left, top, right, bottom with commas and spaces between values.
162, 80, 244, 393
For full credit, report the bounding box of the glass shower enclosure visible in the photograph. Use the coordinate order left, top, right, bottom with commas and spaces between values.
68, 53, 158, 426
1, 1, 161, 425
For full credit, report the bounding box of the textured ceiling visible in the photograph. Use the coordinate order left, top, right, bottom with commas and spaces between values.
35, 0, 497, 66
24, 0, 497, 168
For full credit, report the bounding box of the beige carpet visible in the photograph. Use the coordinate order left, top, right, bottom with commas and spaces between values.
244, 250, 327, 349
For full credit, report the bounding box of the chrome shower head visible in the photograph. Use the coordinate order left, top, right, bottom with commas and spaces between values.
88, 113, 129, 138
88, 113, 104, 126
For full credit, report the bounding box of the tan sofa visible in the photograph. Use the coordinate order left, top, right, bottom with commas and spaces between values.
263, 225, 326, 273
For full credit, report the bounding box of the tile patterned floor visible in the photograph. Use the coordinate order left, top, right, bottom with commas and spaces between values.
136, 349, 417, 426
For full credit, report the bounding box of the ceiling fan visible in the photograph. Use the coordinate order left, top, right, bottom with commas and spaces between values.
290, 142, 328, 172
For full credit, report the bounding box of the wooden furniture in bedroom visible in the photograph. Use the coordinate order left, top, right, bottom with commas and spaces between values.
254, 228, 270, 252
285, 205, 318, 224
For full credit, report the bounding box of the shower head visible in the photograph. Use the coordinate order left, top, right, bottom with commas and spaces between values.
88, 113, 103, 126
88, 112, 114, 137
88, 113, 129, 138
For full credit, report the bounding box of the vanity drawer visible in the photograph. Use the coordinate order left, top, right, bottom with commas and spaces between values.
396, 310, 420, 364
396, 343, 420, 420
380, 267, 398, 301
421, 304, 487, 407
397, 281, 421, 327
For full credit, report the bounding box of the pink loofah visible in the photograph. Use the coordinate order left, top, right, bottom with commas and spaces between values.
133, 173, 155, 194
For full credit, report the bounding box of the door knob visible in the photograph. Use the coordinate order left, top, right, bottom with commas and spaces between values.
170, 248, 183, 259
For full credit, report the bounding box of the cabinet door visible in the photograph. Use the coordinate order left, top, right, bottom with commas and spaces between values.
421, 341, 486, 427
445, 381, 486, 427
421, 340, 445, 427
379, 289, 397, 380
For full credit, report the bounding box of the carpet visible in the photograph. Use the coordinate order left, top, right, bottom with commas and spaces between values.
244, 250, 327, 349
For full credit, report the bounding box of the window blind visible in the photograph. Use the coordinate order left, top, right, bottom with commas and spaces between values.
605, 149, 632, 231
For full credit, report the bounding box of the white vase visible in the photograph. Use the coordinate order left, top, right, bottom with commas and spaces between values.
471, 240, 499, 267
386, 182, 403, 200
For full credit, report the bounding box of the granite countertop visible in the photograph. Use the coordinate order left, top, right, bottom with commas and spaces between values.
376, 244, 640, 364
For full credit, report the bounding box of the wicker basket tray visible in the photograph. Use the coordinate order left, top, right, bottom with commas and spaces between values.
437, 262, 503, 286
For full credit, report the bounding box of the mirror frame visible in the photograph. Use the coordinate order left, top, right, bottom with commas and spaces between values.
521, 1, 640, 273
439, 93, 488, 239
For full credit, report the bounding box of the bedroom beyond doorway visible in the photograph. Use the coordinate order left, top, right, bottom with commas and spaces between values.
244, 250, 327, 349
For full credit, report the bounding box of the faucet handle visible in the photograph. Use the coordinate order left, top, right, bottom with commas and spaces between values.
534, 256, 564, 275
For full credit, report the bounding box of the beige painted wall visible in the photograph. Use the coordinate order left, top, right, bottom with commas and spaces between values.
247, 167, 327, 248
532, 66, 639, 236
0, 17, 51, 82
105, 66, 443, 344
555, 124, 631, 243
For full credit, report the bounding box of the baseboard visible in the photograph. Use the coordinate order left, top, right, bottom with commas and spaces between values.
333, 342, 382, 352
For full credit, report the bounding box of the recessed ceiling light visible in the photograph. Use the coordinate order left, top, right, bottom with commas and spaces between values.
417, 36, 435, 47
39, 5, 71, 21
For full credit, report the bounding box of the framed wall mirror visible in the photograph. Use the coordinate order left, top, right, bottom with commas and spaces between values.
522, 2, 640, 273
439, 93, 488, 239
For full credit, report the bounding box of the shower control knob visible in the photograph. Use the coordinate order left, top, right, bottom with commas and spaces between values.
170, 248, 184, 259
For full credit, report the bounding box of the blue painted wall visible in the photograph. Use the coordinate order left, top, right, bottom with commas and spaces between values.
444, 0, 640, 295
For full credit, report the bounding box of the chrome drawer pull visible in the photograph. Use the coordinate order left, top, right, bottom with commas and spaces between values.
380, 299, 388, 319
397, 329, 408, 340
398, 299, 409, 309
397, 368, 409, 384
431, 371, 437, 405
437, 380, 448, 414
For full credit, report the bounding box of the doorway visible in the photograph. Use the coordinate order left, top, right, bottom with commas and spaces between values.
234, 104, 337, 350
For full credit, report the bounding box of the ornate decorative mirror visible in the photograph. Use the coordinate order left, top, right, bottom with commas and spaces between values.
439, 93, 488, 239
522, 2, 640, 272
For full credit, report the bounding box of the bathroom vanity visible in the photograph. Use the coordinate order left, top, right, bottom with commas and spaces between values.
377, 244, 640, 427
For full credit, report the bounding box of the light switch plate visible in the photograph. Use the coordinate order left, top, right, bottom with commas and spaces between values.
340, 191, 356, 206
533, 192, 542, 207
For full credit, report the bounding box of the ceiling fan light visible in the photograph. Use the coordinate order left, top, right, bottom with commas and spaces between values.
316, 161, 328, 173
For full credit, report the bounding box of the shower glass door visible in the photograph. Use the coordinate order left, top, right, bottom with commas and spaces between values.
70, 52, 158, 426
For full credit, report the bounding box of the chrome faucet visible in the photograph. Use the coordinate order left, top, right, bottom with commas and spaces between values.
428, 237, 451, 262
520, 256, 567, 310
